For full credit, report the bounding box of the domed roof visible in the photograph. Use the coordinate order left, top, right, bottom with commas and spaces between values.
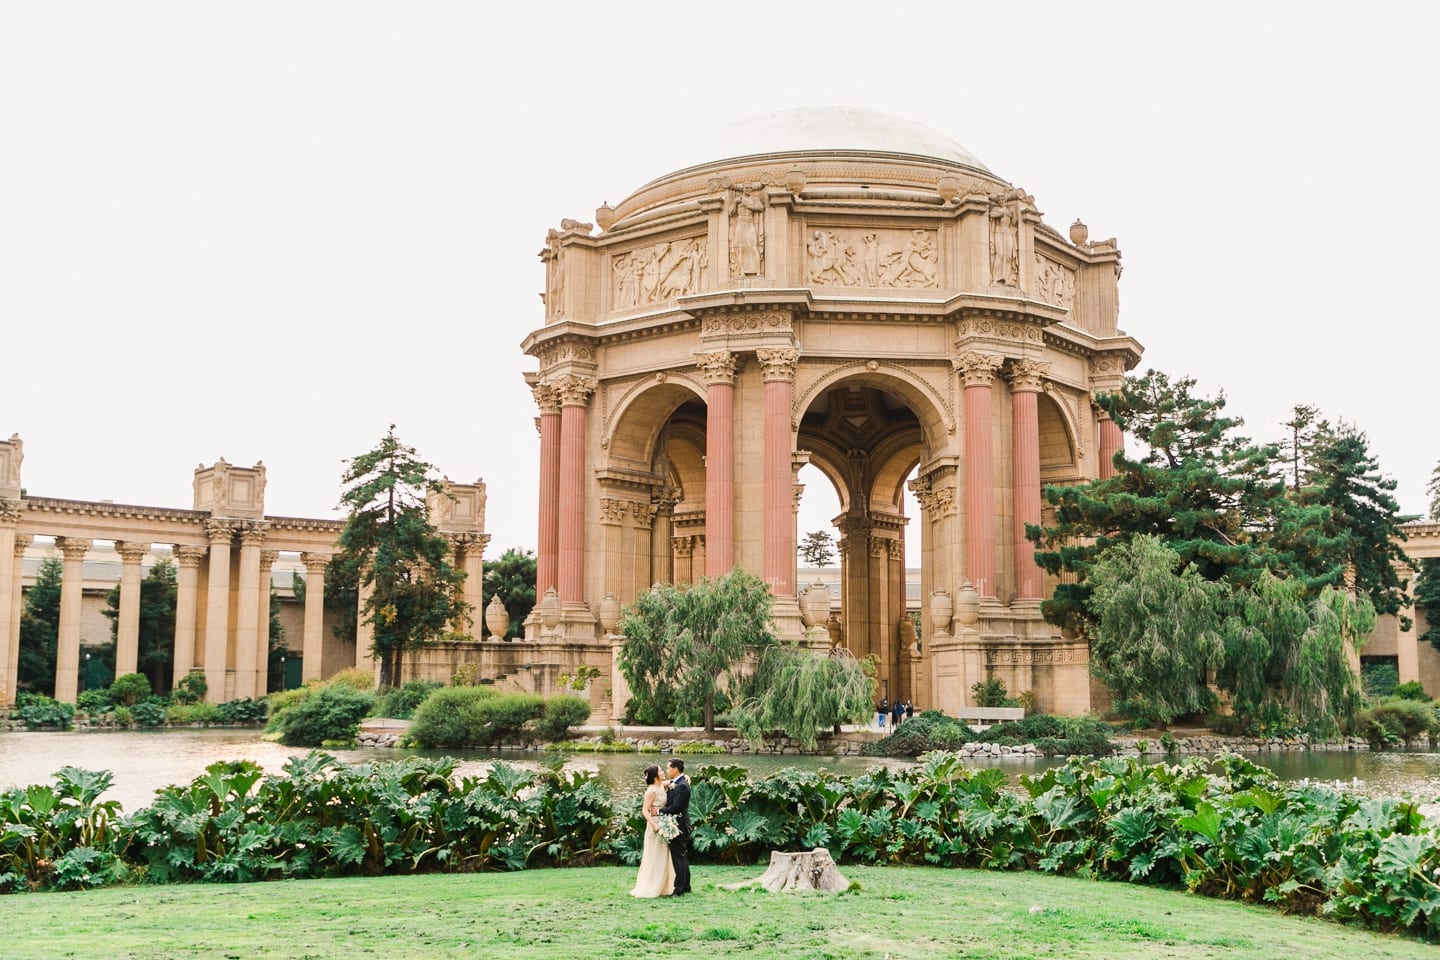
696, 106, 991, 174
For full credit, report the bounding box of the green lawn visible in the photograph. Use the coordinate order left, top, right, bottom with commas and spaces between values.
5, 865, 1432, 960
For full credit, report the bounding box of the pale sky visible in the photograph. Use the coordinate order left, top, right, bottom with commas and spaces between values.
3, 2, 1435, 561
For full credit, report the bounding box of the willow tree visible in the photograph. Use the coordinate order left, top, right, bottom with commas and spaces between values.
617, 569, 776, 731
732, 645, 875, 749
335, 426, 468, 688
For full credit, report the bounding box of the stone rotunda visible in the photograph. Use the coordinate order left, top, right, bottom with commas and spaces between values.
521, 106, 1142, 716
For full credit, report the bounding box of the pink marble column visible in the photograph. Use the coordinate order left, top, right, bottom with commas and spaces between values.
54, 536, 92, 704
1098, 412, 1123, 480
555, 375, 596, 604
114, 540, 149, 678
171, 544, 207, 683
300, 552, 329, 683
533, 383, 562, 597
758, 348, 798, 596
955, 352, 1004, 599
1008, 360, 1050, 601
698, 351, 738, 577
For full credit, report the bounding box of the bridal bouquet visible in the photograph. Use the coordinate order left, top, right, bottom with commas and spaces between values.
654, 813, 681, 843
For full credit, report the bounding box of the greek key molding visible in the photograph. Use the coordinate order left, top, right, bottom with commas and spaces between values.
984, 646, 1088, 666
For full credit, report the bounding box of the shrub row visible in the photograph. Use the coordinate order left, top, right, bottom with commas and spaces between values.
861, 709, 1119, 758
408, 687, 591, 748
6, 751, 1440, 940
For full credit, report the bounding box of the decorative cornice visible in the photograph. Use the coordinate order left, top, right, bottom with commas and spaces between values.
695, 351, 738, 385
952, 351, 1005, 387
21, 496, 208, 525
264, 516, 347, 534
756, 347, 800, 383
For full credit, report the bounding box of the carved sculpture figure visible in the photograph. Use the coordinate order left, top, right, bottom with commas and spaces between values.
804, 228, 939, 289
990, 204, 1018, 285
614, 239, 708, 308
725, 183, 767, 276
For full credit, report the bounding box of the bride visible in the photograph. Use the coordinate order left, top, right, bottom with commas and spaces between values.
630, 765, 676, 898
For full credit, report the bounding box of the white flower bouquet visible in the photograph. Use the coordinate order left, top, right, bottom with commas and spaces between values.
654, 813, 681, 843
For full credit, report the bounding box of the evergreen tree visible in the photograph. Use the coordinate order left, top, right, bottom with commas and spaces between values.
617, 568, 777, 731
334, 426, 469, 687
17, 556, 62, 696
101, 558, 178, 694
482, 547, 536, 639
798, 530, 837, 567
1427, 460, 1440, 521
1278, 404, 1333, 492
1416, 557, 1440, 650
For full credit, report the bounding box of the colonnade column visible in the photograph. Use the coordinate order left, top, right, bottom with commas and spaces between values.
54, 536, 91, 704
650, 490, 678, 586
171, 544, 206, 683
1098, 409, 1123, 480
453, 533, 488, 637
555, 375, 596, 605
955, 352, 1005, 599
1008, 360, 1049, 602
533, 383, 562, 596
300, 552, 328, 683
255, 550, 278, 695
758, 348, 799, 597
697, 351, 737, 577
202, 520, 234, 702
231, 523, 265, 699
4, 535, 30, 705
113, 540, 148, 678
0, 504, 17, 704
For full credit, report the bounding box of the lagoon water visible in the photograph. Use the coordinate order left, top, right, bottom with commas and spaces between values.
3, 728, 1439, 814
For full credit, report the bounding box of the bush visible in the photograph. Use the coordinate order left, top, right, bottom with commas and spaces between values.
1393, 681, 1430, 702
112, 705, 133, 726
536, 695, 592, 742
971, 677, 1013, 708
215, 698, 269, 724
166, 702, 218, 725
109, 672, 152, 707
373, 680, 442, 720
326, 667, 377, 693
861, 709, 974, 757
130, 698, 169, 727
76, 688, 114, 715
273, 684, 375, 747
1352, 698, 1439, 748
1362, 661, 1400, 700
17, 693, 75, 729
172, 670, 207, 705
408, 687, 544, 748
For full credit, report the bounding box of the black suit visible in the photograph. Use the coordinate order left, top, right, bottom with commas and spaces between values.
658, 775, 692, 894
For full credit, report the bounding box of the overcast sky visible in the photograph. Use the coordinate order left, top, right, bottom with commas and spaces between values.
3, 2, 1435, 561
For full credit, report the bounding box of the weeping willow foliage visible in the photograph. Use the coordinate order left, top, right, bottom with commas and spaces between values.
732, 645, 876, 750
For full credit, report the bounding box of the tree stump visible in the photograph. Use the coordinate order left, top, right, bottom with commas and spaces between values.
721, 848, 852, 893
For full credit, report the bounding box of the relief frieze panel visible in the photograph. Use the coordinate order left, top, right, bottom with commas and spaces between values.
804, 228, 939, 289
612, 238, 708, 309
953, 317, 1043, 344
1033, 255, 1076, 310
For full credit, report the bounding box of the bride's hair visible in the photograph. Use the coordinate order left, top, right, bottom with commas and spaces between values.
644, 765, 661, 785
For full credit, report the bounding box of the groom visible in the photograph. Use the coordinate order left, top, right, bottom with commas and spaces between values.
658, 758, 691, 896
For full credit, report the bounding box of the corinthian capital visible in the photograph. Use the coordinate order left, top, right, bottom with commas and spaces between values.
1007, 358, 1051, 393
205, 519, 236, 544
0, 498, 21, 525
553, 375, 598, 407
56, 536, 92, 561
952, 351, 1005, 387
115, 540, 149, 563
695, 351, 737, 385
531, 382, 562, 416
238, 520, 270, 546
756, 347, 800, 383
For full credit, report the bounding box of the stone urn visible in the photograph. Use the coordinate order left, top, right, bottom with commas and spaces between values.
596, 592, 621, 636
799, 581, 831, 629
937, 176, 960, 203
595, 202, 616, 231
930, 588, 953, 638
538, 586, 561, 631
484, 595, 510, 640
955, 580, 980, 632
1069, 218, 1089, 246
783, 168, 807, 195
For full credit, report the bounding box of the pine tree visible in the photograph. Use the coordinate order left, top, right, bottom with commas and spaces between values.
101, 558, 178, 694
1415, 557, 1440, 650
1278, 404, 1333, 492
798, 530, 837, 567
334, 426, 469, 687
17, 556, 62, 696
1427, 460, 1440, 521
482, 548, 536, 639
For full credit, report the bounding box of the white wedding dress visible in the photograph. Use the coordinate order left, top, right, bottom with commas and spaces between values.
630, 783, 676, 898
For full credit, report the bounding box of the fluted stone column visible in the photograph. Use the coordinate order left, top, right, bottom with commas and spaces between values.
3, 529, 29, 706
1098, 410, 1123, 480
202, 520, 235, 702
555, 375, 596, 605
171, 544, 206, 683
758, 348, 798, 596
255, 549, 278, 695
232, 523, 266, 699
698, 351, 737, 577
0, 504, 18, 704
1008, 360, 1049, 602
300, 552, 328, 682
54, 537, 91, 704
651, 490, 678, 586
453, 533, 488, 636
112, 540, 149, 678
956, 352, 1004, 598
533, 383, 562, 596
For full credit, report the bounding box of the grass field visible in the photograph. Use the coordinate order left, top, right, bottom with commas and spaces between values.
4, 865, 1433, 960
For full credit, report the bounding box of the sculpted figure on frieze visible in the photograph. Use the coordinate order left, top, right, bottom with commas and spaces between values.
990, 204, 1018, 286
805, 228, 939, 289
723, 181, 768, 277
612, 238, 708, 308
